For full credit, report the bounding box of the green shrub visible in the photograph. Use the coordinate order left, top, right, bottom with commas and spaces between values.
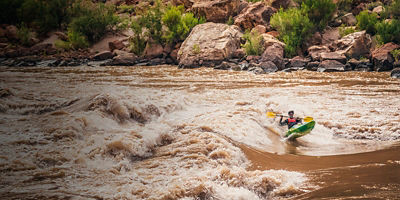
129, 19, 147, 56
376, 19, 400, 44
67, 29, 89, 49
389, 0, 400, 19
135, 0, 164, 44
17, 23, 33, 46
367, 1, 383, 10
68, 0, 119, 43
301, 0, 336, 31
242, 30, 265, 56
55, 40, 72, 51
392, 49, 400, 62
118, 4, 135, 14
337, 0, 353, 13
270, 8, 313, 57
339, 24, 357, 38
356, 10, 378, 35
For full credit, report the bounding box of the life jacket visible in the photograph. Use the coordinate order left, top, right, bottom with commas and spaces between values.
288, 118, 296, 123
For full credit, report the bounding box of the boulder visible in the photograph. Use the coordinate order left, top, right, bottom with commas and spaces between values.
320, 52, 347, 64
214, 61, 237, 70
307, 45, 331, 61
259, 61, 278, 73
234, 2, 276, 31
54, 32, 68, 41
252, 25, 267, 34
306, 61, 320, 71
266, 31, 279, 38
348, 58, 372, 71
267, 0, 291, 9
391, 68, 400, 78
321, 27, 340, 45
143, 42, 164, 59
5, 25, 18, 41
93, 51, 114, 60
170, 49, 179, 62
191, 0, 240, 23
109, 40, 125, 51
372, 6, 384, 14
352, 3, 367, 16
232, 48, 245, 59
371, 42, 400, 71
261, 43, 285, 70
106, 50, 138, 66
289, 56, 310, 68
0, 27, 5, 37
335, 31, 372, 59
260, 33, 285, 49
30, 43, 57, 55
305, 32, 322, 47
317, 60, 345, 72
341, 13, 357, 26
178, 23, 242, 68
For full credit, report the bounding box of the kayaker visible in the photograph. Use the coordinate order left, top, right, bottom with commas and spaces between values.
280, 110, 302, 129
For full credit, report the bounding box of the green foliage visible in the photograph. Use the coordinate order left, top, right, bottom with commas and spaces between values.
270, 8, 313, 57
134, 0, 164, 44
55, 29, 89, 50
337, 0, 353, 13
389, 0, 400, 19
356, 11, 378, 35
391, 49, 400, 62
118, 4, 135, 14
367, 1, 383, 10
227, 16, 234, 25
68, 0, 119, 43
339, 24, 357, 38
17, 23, 33, 46
301, 0, 336, 31
376, 19, 400, 44
242, 30, 265, 56
129, 19, 147, 55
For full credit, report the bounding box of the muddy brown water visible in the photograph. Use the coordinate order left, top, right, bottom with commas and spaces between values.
0, 65, 399, 199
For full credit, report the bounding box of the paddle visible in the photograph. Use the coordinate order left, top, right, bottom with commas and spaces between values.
266, 111, 313, 122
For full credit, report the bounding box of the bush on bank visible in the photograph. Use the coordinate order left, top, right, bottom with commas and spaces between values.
129, 1, 205, 56
242, 30, 265, 56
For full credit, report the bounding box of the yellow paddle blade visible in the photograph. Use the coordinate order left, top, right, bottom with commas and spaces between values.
303, 116, 313, 122
266, 112, 277, 118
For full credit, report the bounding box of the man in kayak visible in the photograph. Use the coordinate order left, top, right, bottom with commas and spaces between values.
280, 110, 302, 129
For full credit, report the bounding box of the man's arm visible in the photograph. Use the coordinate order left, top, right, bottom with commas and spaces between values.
279, 117, 288, 126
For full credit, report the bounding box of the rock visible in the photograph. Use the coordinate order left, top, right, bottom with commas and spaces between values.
248, 66, 265, 74
163, 43, 173, 55
214, 61, 236, 70
30, 43, 57, 55
93, 51, 114, 60
232, 48, 245, 59
352, 3, 367, 16
267, 0, 291, 9
143, 42, 164, 59
307, 45, 330, 61
105, 50, 138, 66
391, 68, 400, 78
306, 61, 320, 71
170, 49, 179, 62
5, 25, 18, 41
305, 32, 322, 47
234, 2, 276, 31
191, 0, 240, 23
0, 43, 7, 49
178, 23, 242, 68
261, 43, 285, 70
348, 58, 372, 71
317, 60, 345, 72
109, 40, 125, 51
335, 31, 372, 59
321, 27, 340, 45
266, 31, 279, 38
87, 60, 112, 67
252, 25, 267, 34
259, 61, 278, 73
289, 56, 310, 68
320, 52, 347, 64
36, 60, 59, 67
372, 6, 384, 14
238, 1, 248, 14
341, 13, 357, 26
239, 61, 249, 70
246, 55, 261, 63
0, 27, 5, 37
54, 32, 68, 41
371, 42, 400, 71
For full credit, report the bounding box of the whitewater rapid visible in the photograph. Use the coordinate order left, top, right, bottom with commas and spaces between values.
0, 66, 399, 199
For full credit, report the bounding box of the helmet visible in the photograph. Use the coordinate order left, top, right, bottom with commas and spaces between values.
288, 110, 294, 115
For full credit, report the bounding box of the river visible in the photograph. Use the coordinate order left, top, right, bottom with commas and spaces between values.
0, 65, 399, 199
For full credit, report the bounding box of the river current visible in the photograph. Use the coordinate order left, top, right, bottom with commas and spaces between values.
0, 65, 399, 199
